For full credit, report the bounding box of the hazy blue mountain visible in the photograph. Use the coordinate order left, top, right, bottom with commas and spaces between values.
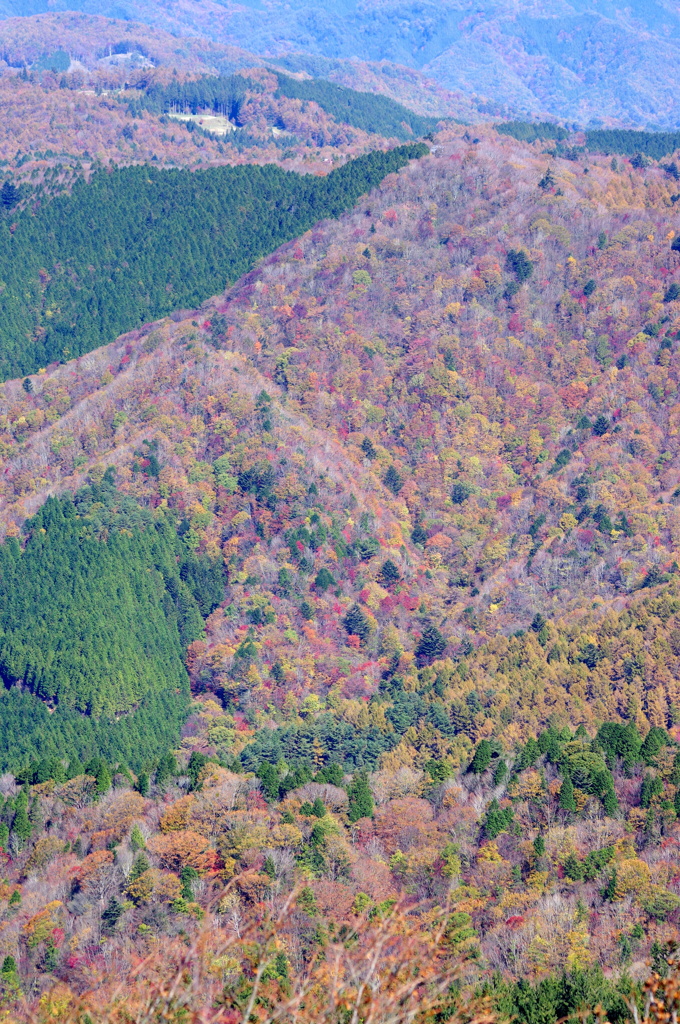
2, 0, 680, 125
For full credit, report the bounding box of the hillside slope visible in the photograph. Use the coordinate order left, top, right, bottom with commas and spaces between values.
0, 12, 487, 120
0, 128, 680, 1015
0, 16, 463, 204
2, 126, 680, 740
0, 145, 427, 378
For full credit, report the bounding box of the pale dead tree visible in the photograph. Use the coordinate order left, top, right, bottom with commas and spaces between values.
484, 921, 536, 974
135, 820, 154, 844
364, 837, 387, 861
0, 773, 17, 798
100, 937, 121, 978
218, 890, 244, 938
324, 835, 352, 882
189, 876, 205, 901
265, 847, 296, 883
542, 793, 557, 833
535, 893, 576, 945
469, 791, 488, 818
370, 767, 423, 805
116, 846, 134, 880
295, 782, 349, 809
82, 862, 122, 908
191, 775, 247, 837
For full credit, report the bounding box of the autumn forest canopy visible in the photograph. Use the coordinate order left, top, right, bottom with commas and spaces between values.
6, 6, 680, 1021
132, 70, 439, 142
0, 120, 680, 1018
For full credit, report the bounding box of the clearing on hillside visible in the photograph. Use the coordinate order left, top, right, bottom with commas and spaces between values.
167, 112, 235, 134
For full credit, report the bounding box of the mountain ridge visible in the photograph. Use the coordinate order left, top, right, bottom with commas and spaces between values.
1, 1, 679, 126
2, 126, 680, 665
0, 11, 493, 120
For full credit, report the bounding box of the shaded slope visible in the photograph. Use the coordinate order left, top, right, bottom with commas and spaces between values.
0, 12, 480, 120
194, 126, 680, 662
0, 126, 677, 1014
273, 73, 439, 141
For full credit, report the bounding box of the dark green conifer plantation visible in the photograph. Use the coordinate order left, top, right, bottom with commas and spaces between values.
0, 478, 224, 771
347, 771, 374, 821
273, 74, 439, 140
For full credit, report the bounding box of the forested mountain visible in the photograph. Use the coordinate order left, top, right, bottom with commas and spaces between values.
0, 55, 445, 191
1, 1, 680, 126
0, 127, 680, 1019
0, 68, 432, 192
0, 11, 481, 120
7, 1, 680, 1019
0, 17, 457, 245
4, 49, 680, 1016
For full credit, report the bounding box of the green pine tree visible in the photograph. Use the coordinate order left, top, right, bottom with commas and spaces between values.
602, 786, 619, 817
95, 764, 112, 795
415, 625, 446, 663
101, 897, 124, 935
559, 775, 576, 813
130, 824, 146, 851
342, 605, 371, 645
128, 853, 150, 883
602, 867, 618, 901
12, 789, 31, 842
469, 740, 493, 774
348, 771, 374, 822
0, 954, 20, 995
1, 181, 18, 210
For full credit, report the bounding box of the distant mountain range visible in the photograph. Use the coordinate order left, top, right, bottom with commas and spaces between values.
0, 11, 494, 121
1, 0, 680, 126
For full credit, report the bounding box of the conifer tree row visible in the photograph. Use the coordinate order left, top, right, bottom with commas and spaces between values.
273, 74, 439, 140
495, 122, 680, 161
134, 73, 254, 123
133, 71, 439, 140
585, 128, 680, 160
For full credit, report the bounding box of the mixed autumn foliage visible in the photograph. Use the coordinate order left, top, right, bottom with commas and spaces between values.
5, 0, 680, 129
2, 26, 680, 1017
0, 66, 434, 197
